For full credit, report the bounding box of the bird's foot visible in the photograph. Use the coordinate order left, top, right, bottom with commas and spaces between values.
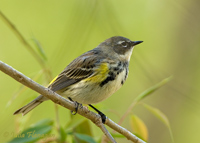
98, 112, 107, 124
89, 104, 107, 124
68, 97, 82, 115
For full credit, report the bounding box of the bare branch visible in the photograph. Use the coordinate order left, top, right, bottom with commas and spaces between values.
106, 119, 144, 143
0, 61, 145, 143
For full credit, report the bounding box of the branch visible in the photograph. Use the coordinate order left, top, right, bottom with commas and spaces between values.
0, 61, 145, 143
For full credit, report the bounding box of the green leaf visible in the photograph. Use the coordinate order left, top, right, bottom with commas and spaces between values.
32, 37, 47, 61
143, 104, 174, 142
134, 76, 172, 102
74, 120, 92, 136
65, 115, 86, 130
8, 119, 54, 143
31, 119, 53, 127
58, 126, 67, 142
130, 115, 148, 141
74, 133, 96, 143
72, 120, 93, 143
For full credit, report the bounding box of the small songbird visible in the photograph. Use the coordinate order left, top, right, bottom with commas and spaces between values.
13, 36, 143, 123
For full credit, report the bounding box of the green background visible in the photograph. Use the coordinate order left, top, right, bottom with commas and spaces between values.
0, 0, 200, 143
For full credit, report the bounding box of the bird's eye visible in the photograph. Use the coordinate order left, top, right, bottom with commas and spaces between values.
121, 42, 128, 47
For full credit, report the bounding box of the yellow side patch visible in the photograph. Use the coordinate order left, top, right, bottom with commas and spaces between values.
48, 75, 58, 85
84, 63, 109, 83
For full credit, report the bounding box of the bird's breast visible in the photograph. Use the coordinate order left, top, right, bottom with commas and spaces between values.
100, 61, 129, 87
62, 61, 129, 104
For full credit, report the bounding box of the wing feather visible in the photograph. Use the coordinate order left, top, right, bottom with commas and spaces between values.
49, 50, 102, 91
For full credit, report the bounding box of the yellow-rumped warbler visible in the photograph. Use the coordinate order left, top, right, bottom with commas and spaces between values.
13, 36, 143, 123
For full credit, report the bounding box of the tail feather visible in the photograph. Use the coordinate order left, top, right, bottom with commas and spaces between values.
13, 95, 46, 116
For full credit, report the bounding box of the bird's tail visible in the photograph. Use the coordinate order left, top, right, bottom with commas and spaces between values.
13, 95, 46, 116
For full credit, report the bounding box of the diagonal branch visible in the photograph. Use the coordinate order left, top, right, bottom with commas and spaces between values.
0, 61, 145, 143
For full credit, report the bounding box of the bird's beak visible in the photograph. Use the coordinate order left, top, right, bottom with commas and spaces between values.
131, 41, 143, 46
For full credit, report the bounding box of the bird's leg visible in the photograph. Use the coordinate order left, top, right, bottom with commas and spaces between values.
68, 97, 82, 115
89, 104, 107, 124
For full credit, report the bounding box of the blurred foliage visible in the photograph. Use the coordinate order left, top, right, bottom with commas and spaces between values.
4, 77, 172, 143
8, 119, 54, 143
0, 0, 200, 143
143, 103, 174, 142
130, 115, 148, 141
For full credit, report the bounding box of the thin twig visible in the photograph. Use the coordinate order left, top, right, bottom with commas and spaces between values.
0, 11, 45, 68
102, 101, 138, 142
0, 61, 146, 143
106, 118, 144, 143
54, 104, 60, 133
98, 123, 116, 143
0, 11, 52, 81
118, 102, 137, 125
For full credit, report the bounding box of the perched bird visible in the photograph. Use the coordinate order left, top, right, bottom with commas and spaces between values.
13, 36, 143, 123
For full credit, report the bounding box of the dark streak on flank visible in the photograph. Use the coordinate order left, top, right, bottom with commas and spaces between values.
100, 71, 116, 87
100, 61, 129, 87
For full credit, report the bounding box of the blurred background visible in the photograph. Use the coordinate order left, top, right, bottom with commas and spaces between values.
0, 0, 200, 143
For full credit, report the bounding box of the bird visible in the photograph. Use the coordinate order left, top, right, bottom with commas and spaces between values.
13, 36, 143, 123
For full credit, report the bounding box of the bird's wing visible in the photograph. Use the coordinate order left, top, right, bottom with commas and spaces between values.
48, 50, 103, 92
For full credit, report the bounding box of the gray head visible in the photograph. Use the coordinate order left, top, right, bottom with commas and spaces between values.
100, 36, 143, 61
